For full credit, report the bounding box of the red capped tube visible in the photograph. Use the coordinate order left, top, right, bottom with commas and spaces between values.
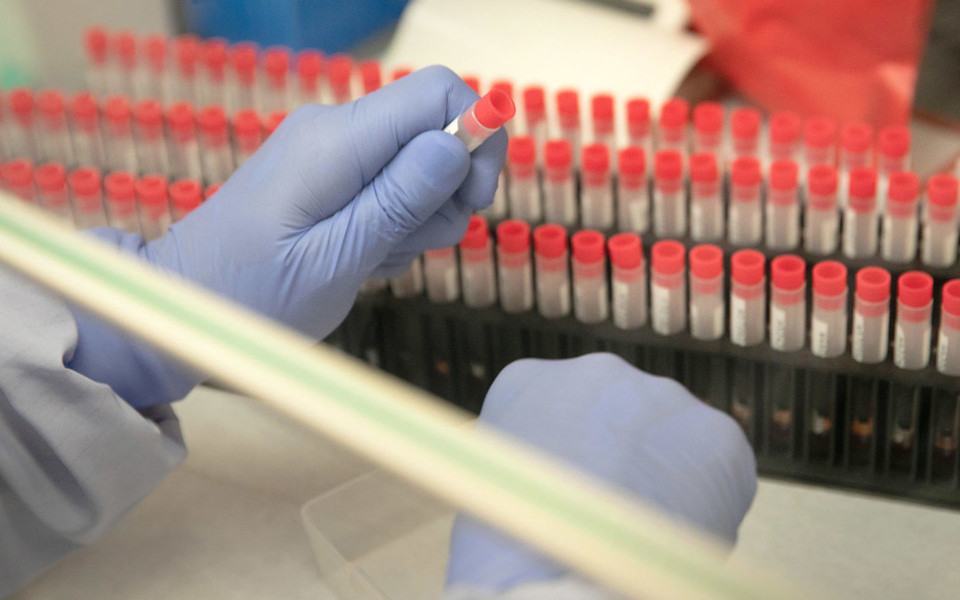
802, 116, 836, 171
391, 67, 413, 82
765, 159, 800, 250
571, 230, 608, 324
135, 174, 171, 240
1, 159, 35, 203
878, 125, 911, 188
102, 95, 138, 173
937, 279, 960, 375
922, 174, 959, 267
581, 143, 613, 229
110, 31, 138, 96
229, 42, 259, 112
261, 46, 292, 112
533, 224, 570, 319
326, 54, 354, 105
556, 89, 582, 167
609, 233, 646, 329
297, 49, 324, 105
853, 266, 891, 364
140, 35, 169, 102
132, 98, 169, 175
730, 107, 761, 160
444, 88, 516, 153
728, 156, 762, 246
626, 97, 651, 154
688, 244, 725, 341
768, 111, 801, 164
170, 178, 203, 222
804, 165, 840, 255
358, 60, 382, 95
658, 98, 688, 156
591, 93, 616, 151
542, 139, 576, 226
104, 171, 140, 233
172, 34, 200, 102
650, 240, 686, 335
617, 146, 648, 233
197, 105, 234, 183
770, 255, 807, 352
811, 261, 848, 358
692, 102, 724, 159
460, 215, 496, 308
232, 109, 263, 167
199, 38, 229, 108
262, 110, 287, 138
894, 271, 934, 370
730, 249, 766, 346
652, 149, 685, 237
843, 167, 879, 258
881, 171, 920, 263
69, 92, 105, 168
496, 220, 533, 313
423, 246, 460, 303
68, 167, 108, 229
6, 88, 36, 159
36, 90, 74, 166
34, 162, 72, 222
507, 136, 540, 223
689, 152, 722, 241
522, 85, 547, 148
84, 26, 110, 96
165, 101, 203, 181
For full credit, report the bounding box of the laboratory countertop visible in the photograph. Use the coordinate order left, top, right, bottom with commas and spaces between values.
11, 385, 960, 600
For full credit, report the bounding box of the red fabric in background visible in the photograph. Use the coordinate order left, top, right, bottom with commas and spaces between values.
687, 0, 934, 127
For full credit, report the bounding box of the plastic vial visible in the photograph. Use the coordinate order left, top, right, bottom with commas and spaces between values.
657, 98, 688, 157
461, 75, 480, 95
102, 96, 138, 174
894, 271, 933, 370
542, 139, 576, 226
937, 280, 960, 375
197, 106, 235, 184
922, 174, 959, 267
608, 233, 646, 329
228, 42, 259, 113
881, 171, 920, 263
104, 172, 141, 233
68, 168, 108, 229
811, 261, 848, 358
68, 92, 105, 168
359, 60, 382, 96
389, 258, 424, 299
132, 99, 170, 176
801, 116, 836, 172
692, 102, 724, 159
617, 146, 648, 233
444, 89, 515, 153
297, 50, 324, 105
688, 152, 722, 241
770, 255, 807, 352
34, 163, 72, 224
169, 179, 203, 222
843, 167, 879, 258
172, 35, 200, 103
261, 47, 292, 113
326, 55, 354, 105
689, 244, 724, 340
653, 149, 685, 237
35, 90, 74, 166
522, 86, 547, 149
556, 90, 582, 168
196, 38, 228, 108
877, 125, 910, 200
140, 35, 170, 103
571, 230, 608, 324
767, 111, 801, 165
83, 27, 110, 97
839, 122, 873, 207
581, 143, 613, 229
165, 102, 203, 182
232, 110, 262, 168
1, 160, 35, 203
765, 159, 801, 250
507, 136, 541, 223
460, 215, 497, 309
650, 240, 686, 335
591, 94, 616, 152
6, 88, 36, 160
423, 247, 460, 303
533, 224, 570, 319
110, 31, 138, 97
626, 98, 652, 156
730, 249, 766, 347
135, 175, 171, 241
728, 156, 763, 246
852, 266, 891, 364
730, 107, 761, 162
490, 81, 515, 136
804, 165, 839, 255
496, 220, 534, 314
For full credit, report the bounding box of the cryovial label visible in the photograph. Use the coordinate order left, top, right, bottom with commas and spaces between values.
812, 317, 829, 357
731, 296, 747, 346
938, 335, 949, 373
652, 284, 671, 334
771, 305, 787, 350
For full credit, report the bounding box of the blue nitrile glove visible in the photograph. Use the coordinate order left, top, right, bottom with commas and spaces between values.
67, 65, 508, 409
446, 353, 757, 592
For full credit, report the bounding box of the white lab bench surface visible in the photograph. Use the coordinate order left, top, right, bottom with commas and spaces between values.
10, 385, 960, 600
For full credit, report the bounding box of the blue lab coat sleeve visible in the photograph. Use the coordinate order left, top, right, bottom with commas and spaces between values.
440, 577, 620, 599
0, 266, 186, 597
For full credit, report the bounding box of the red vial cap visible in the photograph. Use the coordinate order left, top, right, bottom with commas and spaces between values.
133, 99, 163, 130
848, 167, 877, 199
391, 67, 413, 81
927, 174, 959, 208
230, 43, 259, 82
112, 31, 138, 69
165, 101, 195, 135
534, 224, 567, 259
233, 109, 261, 137
731, 249, 765, 286
68, 167, 101, 196
496, 220, 530, 253
731, 107, 761, 140
84, 26, 108, 64
508, 136, 536, 166
769, 111, 801, 144
813, 261, 847, 296
461, 215, 490, 249
461, 75, 480, 95
326, 54, 353, 93
659, 97, 689, 130
104, 171, 136, 203
205, 183, 221, 199
942, 280, 960, 317
689, 152, 718, 183
173, 34, 200, 76
769, 159, 799, 191
143, 35, 167, 72
803, 116, 836, 149
693, 102, 723, 134
1, 159, 33, 187
608, 233, 643, 269
475, 88, 515, 129
10, 88, 33, 119
297, 50, 324, 83
626, 98, 650, 128
170, 179, 203, 213
70, 92, 99, 124
652, 240, 685, 275
556, 89, 580, 119
262, 46, 290, 82
523, 86, 545, 120
135, 175, 168, 207
591, 94, 614, 127
263, 111, 287, 137
582, 143, 610, 175
898, 271, 933, 308
201, 38, 229, 76
689, 244, 723, 279
807, 164, 838, 196
618, 147, 646, 177
34, 163, 66, 192
359, 60, 382, 94
771, 255, 805, 291
856, 266, 891, 303
36, 89, 65, 118
731, 156, 761, 187
888, 171, 919, 204
490, 80, 513, 100
878, 125, 910, 159
654, 149, 683, 181
572, 230, 605, 263
840, 122, 873, 154
197, 105, 227, 136
544, 139, 572, 171
102, 95, 131, 125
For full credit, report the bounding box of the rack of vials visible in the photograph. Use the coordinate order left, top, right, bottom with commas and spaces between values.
1, 27, 959, 508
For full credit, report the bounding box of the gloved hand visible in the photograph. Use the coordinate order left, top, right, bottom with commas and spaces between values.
446, 353, 757, 592
67, 65, 508, 408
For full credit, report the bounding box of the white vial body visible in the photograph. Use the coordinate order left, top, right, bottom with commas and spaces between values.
843, 207, 878, 259
812, 291, 848, 358
139, 210, 171, 242
71, 128, 105, 169
509, 174, 542, 223
690, 181, 723, 241
37, 127, 74, 166
527, 119, 547, 150
881, 212, 918, 263
72, 195, 108, 229
617, 178, 649, 233
424, 250, 460, 303
230, 80, 259, 114
498, 249, 533, 314
612, 265, 647, 329
7, 122, 36, 160
461, 246, 497, 308
804, 203, 839, 255
765, 196, 800, 250
770, 285, 806, 352
108, 208, 141, 234
535, 254, 570, 319
38, 190, 73, 225
201, 143, 235, 185
690, 273, 724, 340
169, 139, 203, 181
560, 126, 582, 169
389, 258, 424, 299
581, 181, 614, 230
730, 282, 766, 346
542, 174, 577, 226
444, 108, 499, 153
86, 64, 109, 98
482, 170, 509, 221
653, 180, 686, 238
135, 136, 170, 177
852, 298, 889, 363
728, 189, 762, 246
922, 214, 958, 267
894, 301, 932, 370
573, 259, 608, 324
651, 270, 686, 335
937, 312, 960, 375
105, 134, 138, 174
